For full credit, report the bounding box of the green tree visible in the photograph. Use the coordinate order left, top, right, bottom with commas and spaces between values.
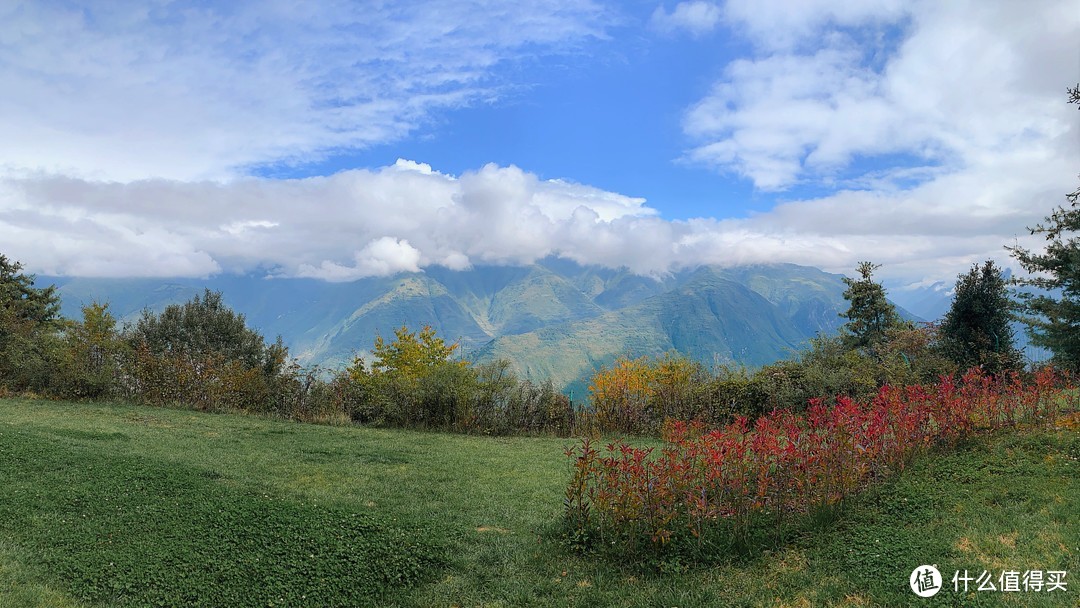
939, 261, 1021, 374
122, 289, 287, 410
0, 254, 63, 391
125, 289, 283, 374
0, 254, 60, 326
1007, 183, 1080, 370
369, 324, 462, 379
56, 301, 128, 398
345, 325, 470, 427
1005, 85, 1080, 370
840, 261, 904, 352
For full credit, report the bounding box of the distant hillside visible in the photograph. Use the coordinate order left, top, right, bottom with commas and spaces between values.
47, 260, 907, 389
889, 281, 953, 321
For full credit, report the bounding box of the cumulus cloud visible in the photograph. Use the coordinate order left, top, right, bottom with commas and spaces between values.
0, 157, 1064, 286
650, 2, 723, 37
297, 237, 423, 282
684, 0, 1079, 192
0, 162, 663, 279
0, 1, 609, 181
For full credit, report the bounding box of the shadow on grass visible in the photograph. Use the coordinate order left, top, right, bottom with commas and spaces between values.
0, 428, 450, 608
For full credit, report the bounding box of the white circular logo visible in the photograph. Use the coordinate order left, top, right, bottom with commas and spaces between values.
910, 565, 943, 598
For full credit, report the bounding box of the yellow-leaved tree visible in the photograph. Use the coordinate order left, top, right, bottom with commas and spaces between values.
370, 324, 462, 379
346, 324, 472, 427
589, 356, 653, 434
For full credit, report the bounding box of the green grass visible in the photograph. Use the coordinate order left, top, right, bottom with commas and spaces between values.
0, 398, 1077, 607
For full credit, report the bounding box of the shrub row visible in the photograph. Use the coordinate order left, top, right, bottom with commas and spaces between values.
327, 359, 580, 435
587, 327, 959, 436
0, 295, 583, 436
564, 367, 1071, 558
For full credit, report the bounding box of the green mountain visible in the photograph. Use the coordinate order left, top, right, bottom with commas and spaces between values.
472, 265, 850, 393
47, 261, 864, 389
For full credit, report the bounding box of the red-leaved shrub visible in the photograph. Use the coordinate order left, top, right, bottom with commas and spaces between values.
564, 368, 1071, 556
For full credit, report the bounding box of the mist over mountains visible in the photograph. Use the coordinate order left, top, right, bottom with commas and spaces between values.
48, 260, 924, 391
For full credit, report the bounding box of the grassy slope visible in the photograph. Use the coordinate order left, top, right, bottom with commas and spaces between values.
0, 399, 1077, 607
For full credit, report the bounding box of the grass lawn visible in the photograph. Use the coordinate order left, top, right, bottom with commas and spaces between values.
0, 398, 1076, 607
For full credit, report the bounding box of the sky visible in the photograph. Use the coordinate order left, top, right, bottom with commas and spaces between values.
1, 0, 1078, 294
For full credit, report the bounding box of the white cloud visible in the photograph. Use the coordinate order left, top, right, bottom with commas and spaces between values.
668, 0, 1080, 285
721, 0, 908, 51
298, 237, 423, 282
650, 2, 722, 37
0, 162, 666, 279
684, 0, 1079, 192
0, 1, 609, 181
0, 156, 1066, 286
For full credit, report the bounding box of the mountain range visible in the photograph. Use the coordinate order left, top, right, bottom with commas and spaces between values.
46, 260, 907, 392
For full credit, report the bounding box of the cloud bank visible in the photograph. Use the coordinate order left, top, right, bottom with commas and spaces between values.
0, 156, 1064, 285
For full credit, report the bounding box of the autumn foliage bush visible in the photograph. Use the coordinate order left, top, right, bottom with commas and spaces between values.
340, 328, 578, 435
587, 329, 957, 436
590, 355, 721, 435
564, 367, 1071, 559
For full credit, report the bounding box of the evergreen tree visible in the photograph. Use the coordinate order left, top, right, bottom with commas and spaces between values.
0, 254, 60, 327
840, 261, 904, 352
0, 254, 63, 390
1005, 86, 1080, 370
1007, 182, 1080, 370
939, 261, 1021, 374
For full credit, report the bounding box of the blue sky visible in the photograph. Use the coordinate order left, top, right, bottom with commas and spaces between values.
0, 0, 1077, 291
280, 7, 761, 221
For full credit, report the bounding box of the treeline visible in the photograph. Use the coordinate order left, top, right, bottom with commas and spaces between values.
588, 260, 1028, 435
0, 255, 576, 435
0, 252, 1065, 438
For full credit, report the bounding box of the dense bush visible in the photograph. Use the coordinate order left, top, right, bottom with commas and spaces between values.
340, 329, 579, 435
124, 289, 286, 375
115, 291, 287, 413
585, 325, 959, 436
564, 368, 1070, 559
465, 360, 576, 435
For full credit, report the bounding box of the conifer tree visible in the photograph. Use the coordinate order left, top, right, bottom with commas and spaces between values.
0, 254, 63, 390
1007, 183, 1080, 370
840, 261, 904, 352
1006, 86, 1080, 371
939, 260, 1021, 374
0, 254, 60, 327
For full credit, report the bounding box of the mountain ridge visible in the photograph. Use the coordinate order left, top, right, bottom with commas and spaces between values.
46, 261, 910, 390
